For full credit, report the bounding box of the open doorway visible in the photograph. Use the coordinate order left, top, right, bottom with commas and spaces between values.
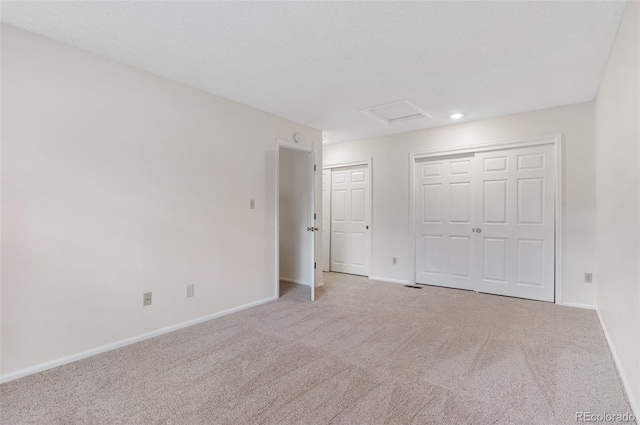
276, 141, 316, 301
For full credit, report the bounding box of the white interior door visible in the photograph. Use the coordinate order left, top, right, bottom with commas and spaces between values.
309, 151, 316, 301
414, 144, 555, 302
474, 144, 555, 302
330, 165, 370, 276
415, 154, 475, 290
322, 169, 331, 272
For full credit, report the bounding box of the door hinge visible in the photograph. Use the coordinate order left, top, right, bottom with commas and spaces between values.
314, 164, 317, 171
314, 262, 317, 269
314, 213, 316, 220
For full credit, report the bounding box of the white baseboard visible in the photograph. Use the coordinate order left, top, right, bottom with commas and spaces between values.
561, 301, 595, 310
279, 277, 309, 286
0, 295, 277, 384
369, 276, 410, 285
596, 308, 639, 419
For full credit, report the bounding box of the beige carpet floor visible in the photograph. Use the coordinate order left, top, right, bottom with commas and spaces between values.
1, 272, 635, 424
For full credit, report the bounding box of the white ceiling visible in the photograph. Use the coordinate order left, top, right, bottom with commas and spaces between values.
1, 1, 627, 144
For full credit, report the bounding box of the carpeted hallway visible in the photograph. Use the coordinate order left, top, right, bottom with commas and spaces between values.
1, 272, 635, 424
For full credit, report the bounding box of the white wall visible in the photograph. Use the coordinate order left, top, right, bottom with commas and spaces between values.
279, 148, 311, 285
324, 102, 596, 307
595, 0, 640, 415
0, 25, 322, 377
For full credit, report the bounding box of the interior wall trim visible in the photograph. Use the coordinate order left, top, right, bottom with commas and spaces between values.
596, 308, 640, 419
369, 276, 411, 285
279, 277, 309, 286
562, 302, 595, 310
0, 295, 278, 384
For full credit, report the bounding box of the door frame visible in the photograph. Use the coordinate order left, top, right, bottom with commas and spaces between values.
323, 158, 373, 278
275, 139, 316, 301
408, 133, 564, 304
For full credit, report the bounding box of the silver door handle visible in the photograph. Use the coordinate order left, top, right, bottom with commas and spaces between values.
472, 228, 482, 233
307, 227, 319, 232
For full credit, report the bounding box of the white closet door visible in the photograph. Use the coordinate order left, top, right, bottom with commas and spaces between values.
415, 154, 475, 290
474, 144, 555, 302
331, 165, 369, 276
322, 170, 331, 272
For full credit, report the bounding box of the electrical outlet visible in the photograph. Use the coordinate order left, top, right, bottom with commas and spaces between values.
143, 292, 152, 306
186, 284, 194, 298
585, 273, 593, 283
392, 257, 397, 265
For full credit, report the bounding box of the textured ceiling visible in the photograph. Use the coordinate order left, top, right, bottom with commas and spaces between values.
1, 1, 627, 144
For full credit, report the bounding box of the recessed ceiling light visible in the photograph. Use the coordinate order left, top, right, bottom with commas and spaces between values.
450, 113, 465, 119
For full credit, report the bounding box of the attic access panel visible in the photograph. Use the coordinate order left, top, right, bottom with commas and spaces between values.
361, 100, 432, 125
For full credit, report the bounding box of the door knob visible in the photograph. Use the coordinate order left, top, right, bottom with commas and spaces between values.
366, 225, 369, 229
472, 228, 482, 233
307, 227, 319, 231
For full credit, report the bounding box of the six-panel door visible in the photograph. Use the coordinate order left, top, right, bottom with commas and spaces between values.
414, 144, 555, 302
415, 154, 476, 290
474, 145, 555, 302
331, 165, 370, 276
